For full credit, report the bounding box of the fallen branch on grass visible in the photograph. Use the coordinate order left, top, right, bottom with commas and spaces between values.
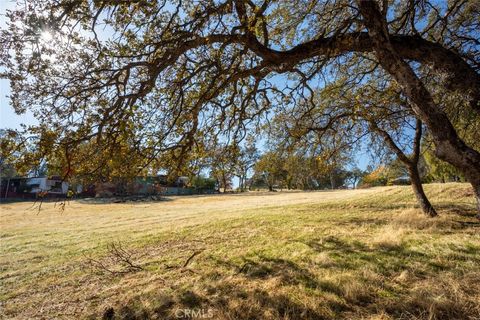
183, 250, 202, 267
84, 242, 143, 275
165, 250, 204, 272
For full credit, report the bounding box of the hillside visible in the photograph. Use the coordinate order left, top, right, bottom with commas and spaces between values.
1, 183, 479, 319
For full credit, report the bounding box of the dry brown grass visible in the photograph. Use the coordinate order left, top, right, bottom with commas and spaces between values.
1, 183, 479, 319
371, 225, 406, 249
392, 208, 457, 230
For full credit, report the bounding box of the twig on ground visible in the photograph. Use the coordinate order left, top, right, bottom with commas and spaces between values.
183, 250, 202, 268
84, 241, 143, 275
165, 249, 204, 271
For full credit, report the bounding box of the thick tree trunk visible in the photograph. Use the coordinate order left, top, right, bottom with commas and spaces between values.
369, 119, 438, 216
358, 0, 480, 213
222, 175, 227, 193
330, 173, 336, 189
408, 166, 437, 217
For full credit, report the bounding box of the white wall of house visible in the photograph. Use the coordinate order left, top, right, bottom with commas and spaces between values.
26, 178, 69, 194
26, 178, 47, 193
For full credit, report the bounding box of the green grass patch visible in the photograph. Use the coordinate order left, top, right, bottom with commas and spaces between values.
0, 183, 479, 319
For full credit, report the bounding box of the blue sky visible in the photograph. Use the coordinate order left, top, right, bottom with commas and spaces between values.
0, 0, 36, 129
0, 0, 13, 129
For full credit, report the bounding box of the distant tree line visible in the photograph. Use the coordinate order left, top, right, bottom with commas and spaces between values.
0, 125, 472, 193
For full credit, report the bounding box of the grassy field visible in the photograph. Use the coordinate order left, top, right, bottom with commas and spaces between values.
1, 183, 479, 319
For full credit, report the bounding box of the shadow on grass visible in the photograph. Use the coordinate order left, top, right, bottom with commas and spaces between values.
100, 286, 328, 320
98, 252, 353, 320
97, 241, 479, 320
77, 196, 175, 205
96, 204, 480, 320
305, 236, 432, 274
436, 203, 479, 218
316, 202, 480, 232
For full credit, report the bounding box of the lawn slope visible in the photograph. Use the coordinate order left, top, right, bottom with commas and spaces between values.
0, 183, 479, 319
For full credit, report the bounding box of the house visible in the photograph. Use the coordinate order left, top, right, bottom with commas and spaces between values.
25, 176, 69, 194
1, 176, 69, 199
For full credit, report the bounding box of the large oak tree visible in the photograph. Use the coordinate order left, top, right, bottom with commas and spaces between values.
2, 0, 479, 210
